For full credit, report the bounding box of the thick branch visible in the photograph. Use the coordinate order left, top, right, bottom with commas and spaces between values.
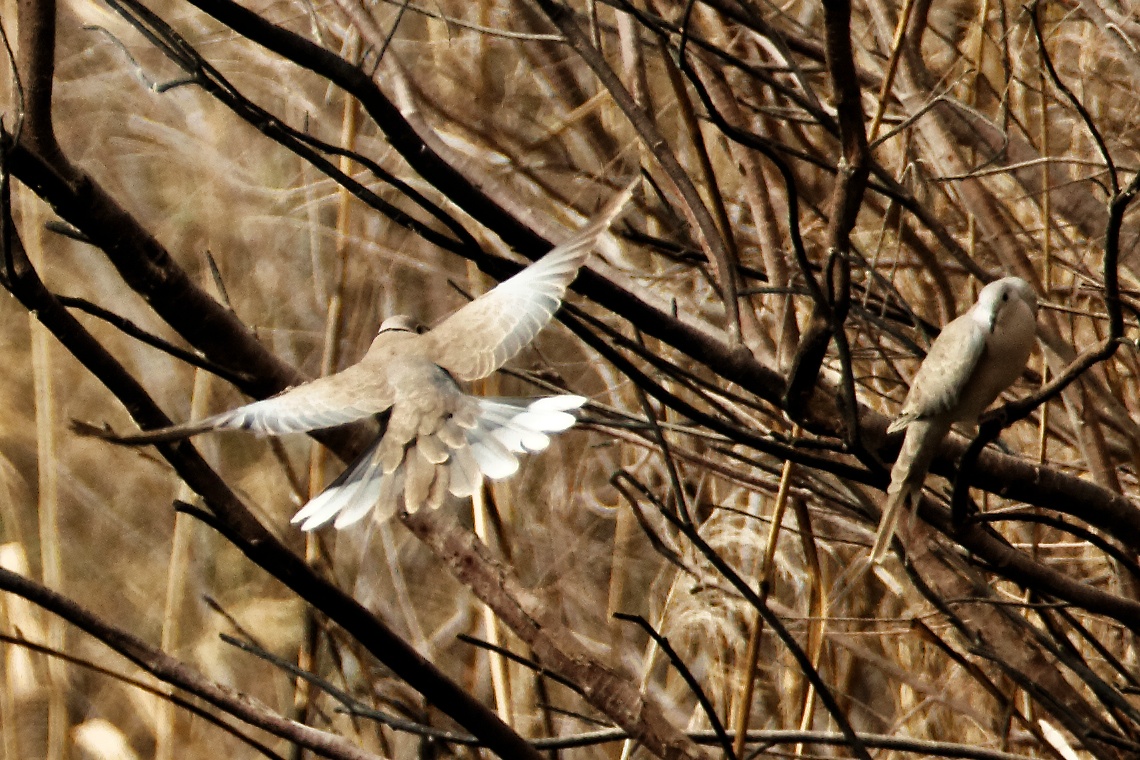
402, 508, 712, 760
16, 0, 64, 162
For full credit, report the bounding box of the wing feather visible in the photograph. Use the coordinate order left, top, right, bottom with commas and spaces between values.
423, 181, 635, 381
81, 363, 394, 445
889, 313, 987, 432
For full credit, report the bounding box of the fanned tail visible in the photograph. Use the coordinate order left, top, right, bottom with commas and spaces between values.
460, 395, 584, 486
292, 394, 586, 531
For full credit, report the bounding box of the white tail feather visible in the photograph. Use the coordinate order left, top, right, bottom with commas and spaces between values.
296, 474, 368, 530
333, 476, 385, 528
469, 437, 520, 479
291, 486, 342, 528
294, 490, 350, 530
491, 425, 550, 453
292, 443, 382, 529
527, 395, 588, 411
512, 410, 577, 435
291, 393, 585, 529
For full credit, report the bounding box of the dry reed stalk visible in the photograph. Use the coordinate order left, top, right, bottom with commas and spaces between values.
307, 34, 362, 513
461, 126, 523, 718
606, 489, 636, 617
156, 366, 212, 760
0, 543, 37, 760
19, 188, 67, 760
791, 497, 826, 758
296, 36, 363, 735
1031, 61, 1051, 575
466, 274, 514, 728
0, 624, 16, 759
867, 0, 916, 143
155, 513, 194, 756
619, 578, 683, 760
731, 430, 796, 758
472, 482, 514, 727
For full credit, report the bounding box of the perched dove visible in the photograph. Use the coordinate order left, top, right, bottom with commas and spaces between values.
871, 276, 1038, 564
79, 181, 636, 529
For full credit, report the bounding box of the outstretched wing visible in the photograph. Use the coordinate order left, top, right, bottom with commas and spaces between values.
77, 363, 396, 445
422, 180, 636, 382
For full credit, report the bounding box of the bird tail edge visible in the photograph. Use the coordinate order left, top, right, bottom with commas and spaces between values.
870, 483, 915, 564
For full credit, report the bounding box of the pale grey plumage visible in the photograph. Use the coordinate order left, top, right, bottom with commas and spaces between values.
78, 181, 637, 529
871, 276, 1038, 564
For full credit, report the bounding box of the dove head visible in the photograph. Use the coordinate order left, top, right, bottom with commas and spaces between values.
366, 315, 427, 354
975, 276, 1038, 329
378, 315, 427, 335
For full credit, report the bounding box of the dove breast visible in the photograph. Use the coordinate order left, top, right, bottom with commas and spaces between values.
950, 277, 1037, 425
889, 276, 1037, 432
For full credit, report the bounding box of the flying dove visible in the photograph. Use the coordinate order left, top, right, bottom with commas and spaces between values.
870, 276, 1038, 564
78, 181, 636, 530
